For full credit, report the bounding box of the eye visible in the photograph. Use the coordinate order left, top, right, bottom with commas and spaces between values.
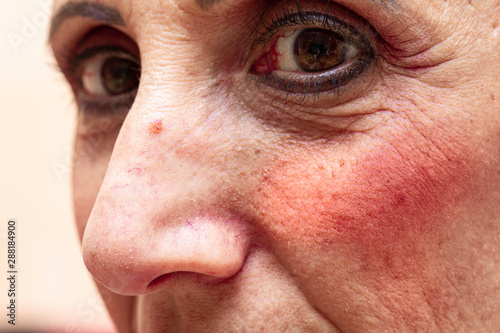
80, 49, 140, 97
53, 26, 141, 115
252, 12, 374, 96
283, 28, 355, 72
253, 27, 356, 74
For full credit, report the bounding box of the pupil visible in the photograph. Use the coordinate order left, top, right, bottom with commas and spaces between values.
309, 43, 326, 59
294, 28, 345, 72
101, 58, 140, 95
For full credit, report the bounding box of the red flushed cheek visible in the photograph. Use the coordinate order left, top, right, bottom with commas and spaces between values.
254, 138, 474, 271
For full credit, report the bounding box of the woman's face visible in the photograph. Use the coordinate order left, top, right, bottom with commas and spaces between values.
50, 0, 500, 331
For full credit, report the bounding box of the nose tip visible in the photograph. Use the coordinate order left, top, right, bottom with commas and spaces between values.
82, 213, 249, 296
78, 91, 253, 296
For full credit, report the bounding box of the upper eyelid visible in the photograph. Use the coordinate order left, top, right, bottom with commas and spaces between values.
54, 46, 140, 102
54, 25, 140, 77
257, 10, 374, 47
49, 2, 125, 42
58, 45, 139, 82
73, 46, 139, 69
262, 12, 346, 34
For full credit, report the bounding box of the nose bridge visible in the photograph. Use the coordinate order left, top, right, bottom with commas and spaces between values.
106, 69, 238, 200
82, 87, 250, 295
98, 93, 227, 220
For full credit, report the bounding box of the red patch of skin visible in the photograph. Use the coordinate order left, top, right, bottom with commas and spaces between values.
148, 119, 163, 134
249, 132, 482, 326
255, 133, 476, 276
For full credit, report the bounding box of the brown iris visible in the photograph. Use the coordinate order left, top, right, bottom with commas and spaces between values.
294, 28, 345, 72
101, 58, 140, 95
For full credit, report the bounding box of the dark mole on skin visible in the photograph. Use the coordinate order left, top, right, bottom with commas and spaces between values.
148, 119, 163, 134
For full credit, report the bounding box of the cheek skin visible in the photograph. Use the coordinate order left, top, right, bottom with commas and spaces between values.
254, 129, 476, 274
252, 129, 480, 327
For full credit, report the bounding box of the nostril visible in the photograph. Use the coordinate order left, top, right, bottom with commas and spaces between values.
83, 210, 250, 295
147, 272, 181, 291
146, 270, 223, 292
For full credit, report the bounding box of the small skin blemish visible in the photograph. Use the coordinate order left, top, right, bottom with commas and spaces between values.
148, 119, 163, 134
127, 167, 142, 175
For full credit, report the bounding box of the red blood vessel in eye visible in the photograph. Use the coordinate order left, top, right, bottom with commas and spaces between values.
251, 31, 296, 75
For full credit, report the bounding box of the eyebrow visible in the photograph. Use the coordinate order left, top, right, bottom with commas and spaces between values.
49, 2, 125, 40
49, 0, 402, 39
195, 0, 402, 16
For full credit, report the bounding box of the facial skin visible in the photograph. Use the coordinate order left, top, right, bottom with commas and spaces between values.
50, 0, 500, 331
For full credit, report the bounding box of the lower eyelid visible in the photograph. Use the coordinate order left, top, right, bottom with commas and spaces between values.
253, 43, 373, 97
252, 50, 374, 99
77, 92, 137, 117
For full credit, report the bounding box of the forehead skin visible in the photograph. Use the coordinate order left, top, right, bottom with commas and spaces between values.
50, 0, 500, 331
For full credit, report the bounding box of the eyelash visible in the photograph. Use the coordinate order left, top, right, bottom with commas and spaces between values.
254, 9, 374, 99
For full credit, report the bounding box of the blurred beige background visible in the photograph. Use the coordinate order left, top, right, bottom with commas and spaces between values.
1, 0, 115, 331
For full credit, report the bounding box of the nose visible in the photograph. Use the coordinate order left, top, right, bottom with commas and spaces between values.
81, 99, 250, 296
